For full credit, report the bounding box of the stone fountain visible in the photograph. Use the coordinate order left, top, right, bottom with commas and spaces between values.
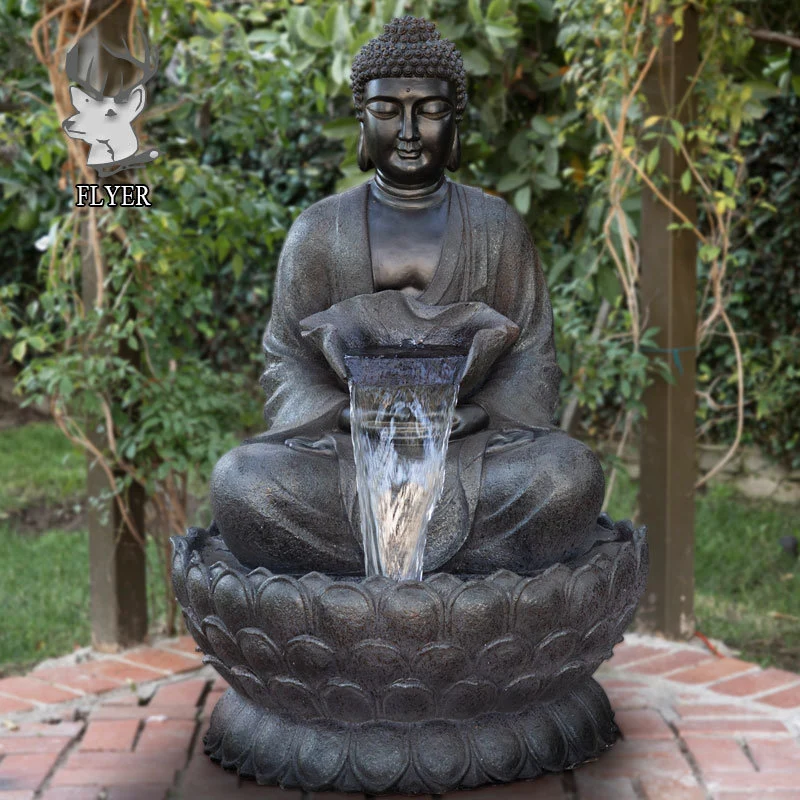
171, 15, 648, 795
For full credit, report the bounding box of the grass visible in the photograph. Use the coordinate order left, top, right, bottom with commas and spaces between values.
0, 523, 91, 673
0, 422, 85, 514
0, 523, 172, 675
606, 468, 800, 671
0, 423, 178, 675
1, 421, 799, 674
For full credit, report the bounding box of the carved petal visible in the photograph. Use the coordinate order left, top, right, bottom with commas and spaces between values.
546, 661, 589, 700
449, 582, 510, 650
498, 674, 542, 711
316, 584, 376, 647
236, 628, 285, 680
530, 630, 579, 675
486, 569, 523, 594
411, 721, 469, 790
440, 679, 497, 718
245, 566, 273, 594
294, 720, 349, 790
212, 570, 253, 633
423, 572, 462, 601
520, 705, 568, 772
202, 616, 241, 667
298, 571, 332, 596
230, 666, 270, 706
252, 711, 294, 783
351, 640, 407, 690
582, 619, 612, 656
513, 572, 565, 643
285, 635, 338, 686
378, 582, 443, 651
267, 676, 321, 718
607, 543, 637, 617
185, 562, 213, 620
410, 642, 469, 690
256, 576, 311, 645
565, 564, 605, 632
322, 679, 374, 722
202, 654, 241, 696
182, 613, 210, 655
469, 718, 525, 781
382, 679, 436, 722
476, 635, 531, 681
352, 721, 409, 793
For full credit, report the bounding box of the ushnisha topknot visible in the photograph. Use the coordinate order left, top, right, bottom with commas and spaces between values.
350, 16, 468, 122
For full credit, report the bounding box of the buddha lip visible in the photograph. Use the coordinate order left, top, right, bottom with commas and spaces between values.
396, 147, 422, 158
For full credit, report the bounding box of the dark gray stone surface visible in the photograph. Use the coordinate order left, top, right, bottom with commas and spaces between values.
173, 15, 650, 794
172, 519, 648, 793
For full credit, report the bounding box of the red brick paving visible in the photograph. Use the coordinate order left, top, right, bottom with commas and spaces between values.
758, 682, 800, 709
668, 657, 759, 685
605, 643, 667, 667
709, 666, 800, 698
116, 647, 200, 675
674, 717, 790, 736
0, 751, 62, 790
615, 708, 675, 739
0, 677, 80, 706
625, 649, 714, 675
0, 635, 799, 798
0, 698, 33, 715
78, 719, 139, 752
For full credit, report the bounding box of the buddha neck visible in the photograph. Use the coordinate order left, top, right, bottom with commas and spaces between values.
371, 173, 448, 210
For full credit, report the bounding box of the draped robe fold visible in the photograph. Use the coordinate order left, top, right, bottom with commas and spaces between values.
213, 178, 605, 574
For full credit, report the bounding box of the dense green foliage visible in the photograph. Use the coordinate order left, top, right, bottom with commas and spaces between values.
1, 0, 799, 507
697, 94, 800, 466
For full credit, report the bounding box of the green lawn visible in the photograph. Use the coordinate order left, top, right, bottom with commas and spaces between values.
0, 422, 85, 514
606, 469, 800, 671
1, 422, 799, 674
0, 423, 173, 675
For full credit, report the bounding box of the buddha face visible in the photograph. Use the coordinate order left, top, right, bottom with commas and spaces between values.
362, 78, 457, 187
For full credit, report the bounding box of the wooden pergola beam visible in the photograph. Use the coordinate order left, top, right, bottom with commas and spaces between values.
637, 8, 699, 639
78, 0, 149, 650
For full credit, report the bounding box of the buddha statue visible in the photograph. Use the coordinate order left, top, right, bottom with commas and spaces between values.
209, 16, 620, 577
175, 18, 649, 793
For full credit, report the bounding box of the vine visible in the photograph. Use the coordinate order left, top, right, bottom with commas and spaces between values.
556, 0, 778, 497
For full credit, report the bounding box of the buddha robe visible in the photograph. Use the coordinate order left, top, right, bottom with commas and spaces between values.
210, 178, 611, 576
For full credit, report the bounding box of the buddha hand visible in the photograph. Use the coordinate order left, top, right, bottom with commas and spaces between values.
450, 403, 489, 439
338, 402, 488, 439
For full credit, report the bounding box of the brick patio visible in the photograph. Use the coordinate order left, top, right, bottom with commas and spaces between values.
1, 633, 799, 799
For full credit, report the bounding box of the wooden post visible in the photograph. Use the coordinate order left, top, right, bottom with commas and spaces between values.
78, 0, 148, 650
637, 8, 699, 639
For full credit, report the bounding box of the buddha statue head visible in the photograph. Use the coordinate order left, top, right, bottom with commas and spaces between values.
350, 16, 467, 188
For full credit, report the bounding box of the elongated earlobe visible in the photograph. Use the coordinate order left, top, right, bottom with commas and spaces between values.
446, 129, 461, 172
357, 124, 374, 172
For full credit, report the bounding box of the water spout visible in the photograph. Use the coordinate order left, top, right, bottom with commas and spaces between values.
344, 346, 467, 581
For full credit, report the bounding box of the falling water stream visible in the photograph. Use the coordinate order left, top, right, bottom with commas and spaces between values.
344, 346, 467, 581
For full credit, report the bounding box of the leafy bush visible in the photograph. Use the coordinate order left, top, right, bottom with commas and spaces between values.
697, 94, 800, 468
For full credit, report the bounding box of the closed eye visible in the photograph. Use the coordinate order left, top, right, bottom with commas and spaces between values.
418, 103, 451, 119
366, 102, 399, 120
105, 108, 117, 117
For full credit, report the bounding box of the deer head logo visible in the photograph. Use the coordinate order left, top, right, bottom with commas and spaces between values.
62, 26, 159, 178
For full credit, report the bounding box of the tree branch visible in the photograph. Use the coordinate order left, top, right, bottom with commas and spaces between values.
750, 28, 800, 50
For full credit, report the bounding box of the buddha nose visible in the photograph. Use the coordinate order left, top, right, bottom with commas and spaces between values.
399, 106, 418, 141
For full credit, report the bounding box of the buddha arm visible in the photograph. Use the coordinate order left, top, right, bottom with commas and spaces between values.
260, 201, 350, 433
468, 204, 562, 428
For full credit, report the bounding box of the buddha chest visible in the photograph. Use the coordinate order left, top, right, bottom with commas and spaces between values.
368, 188, 449, 296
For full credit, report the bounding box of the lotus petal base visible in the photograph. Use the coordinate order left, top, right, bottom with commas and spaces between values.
171, 517, 648, 794
204, 676, 618, 794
